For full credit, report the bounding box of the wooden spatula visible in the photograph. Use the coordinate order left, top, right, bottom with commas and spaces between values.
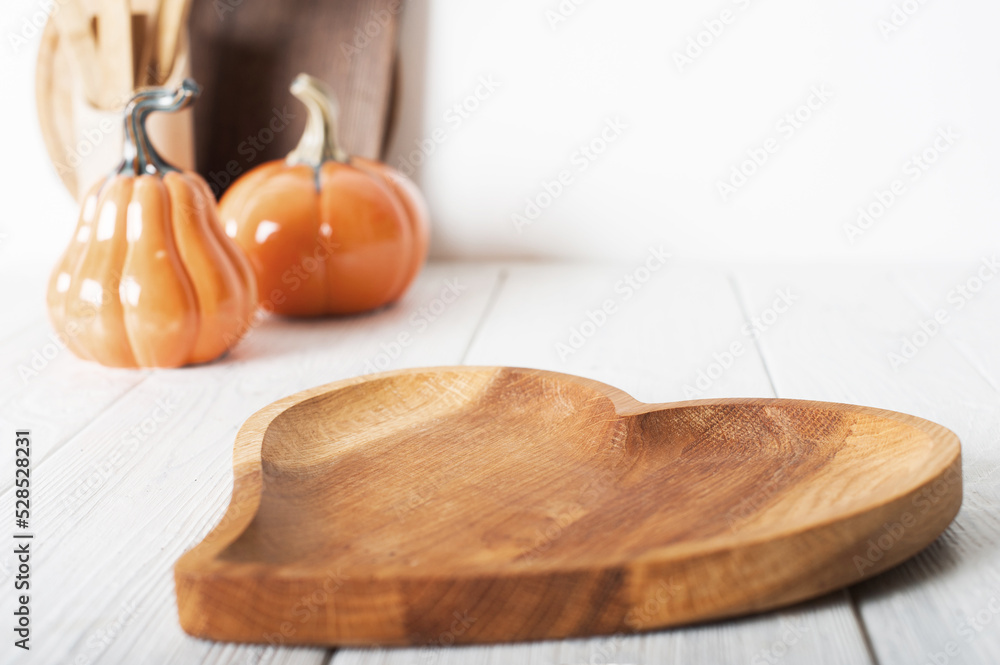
153, 0, 192, 84
95, 0, 133, 106
50, 0, 104, 107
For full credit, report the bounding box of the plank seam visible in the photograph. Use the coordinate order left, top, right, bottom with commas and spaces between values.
850, 589, 882, 665
888, 271, 1000, 393
727, 272, 779, 396
0, 312, 47, 348
730, 271, 882, 665
459, 266, 508, 364
3, 372, 153, 486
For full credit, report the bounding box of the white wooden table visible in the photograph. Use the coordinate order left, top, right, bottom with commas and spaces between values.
2, 259, 998, 665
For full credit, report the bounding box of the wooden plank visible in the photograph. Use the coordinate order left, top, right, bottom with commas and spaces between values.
0, 320, 147, 468
0, 263, 50, 342
463, 260, 776, 401
891, 260, 1000, 391
8, 264, 500, 664
333, 261, 873, 664
0, 262, 149, 489
733, 264, 1000, 665
0, 266, 150, 543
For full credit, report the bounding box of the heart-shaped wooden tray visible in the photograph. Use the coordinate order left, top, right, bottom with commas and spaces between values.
175, 367, 961, 646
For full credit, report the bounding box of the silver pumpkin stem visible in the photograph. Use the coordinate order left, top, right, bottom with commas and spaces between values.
117, 79, 200, 177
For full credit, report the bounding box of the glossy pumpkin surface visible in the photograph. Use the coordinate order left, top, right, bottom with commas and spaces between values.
47, 81, 257, 368
219, 74, 428, 317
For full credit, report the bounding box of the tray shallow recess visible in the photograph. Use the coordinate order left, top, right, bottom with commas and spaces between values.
174, 366, 961, 646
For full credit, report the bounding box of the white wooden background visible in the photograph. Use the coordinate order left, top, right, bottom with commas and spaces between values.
1, 259, 998, 665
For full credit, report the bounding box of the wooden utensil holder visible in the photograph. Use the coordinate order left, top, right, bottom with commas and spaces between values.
36, 16, 196, 201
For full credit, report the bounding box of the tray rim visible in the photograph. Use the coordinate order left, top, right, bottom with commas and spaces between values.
175, 365, 961, 579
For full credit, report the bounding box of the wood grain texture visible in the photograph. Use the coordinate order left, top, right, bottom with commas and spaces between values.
332, 264, 875, 665
187, 0, 398, 191
35, 19, 80, 197
153, 0, 193, 84
94, 0, 134, 104
403, 262, 876, 665
176, 365, 961, 646
733, 264, 1000, 665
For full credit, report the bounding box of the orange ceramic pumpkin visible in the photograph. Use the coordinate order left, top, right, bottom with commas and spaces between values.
47, 80, 257, 368
219, 73, 429, 317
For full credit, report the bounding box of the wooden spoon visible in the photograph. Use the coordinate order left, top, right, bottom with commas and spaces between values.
153, 0, 191, 84
94, 0, 133, 107
50, 0, 104, 107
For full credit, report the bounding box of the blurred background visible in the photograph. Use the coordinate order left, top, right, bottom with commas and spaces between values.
1, 0, 996, 268
0, 4, 997, 662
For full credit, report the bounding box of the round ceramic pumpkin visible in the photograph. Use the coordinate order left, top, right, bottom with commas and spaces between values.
47, 80, 258, 368
219, 73, 429, 317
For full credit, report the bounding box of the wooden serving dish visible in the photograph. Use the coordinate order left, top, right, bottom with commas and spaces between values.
175, 367, 962, 646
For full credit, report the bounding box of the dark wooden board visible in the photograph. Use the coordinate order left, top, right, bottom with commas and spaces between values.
188, 0, 398, 194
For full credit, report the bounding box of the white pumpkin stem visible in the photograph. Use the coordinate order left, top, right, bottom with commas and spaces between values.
287, 73, 349, 168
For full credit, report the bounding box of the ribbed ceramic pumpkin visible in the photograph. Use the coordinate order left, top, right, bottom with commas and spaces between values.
219, 73, 429, 317
47, 80, 257, 368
